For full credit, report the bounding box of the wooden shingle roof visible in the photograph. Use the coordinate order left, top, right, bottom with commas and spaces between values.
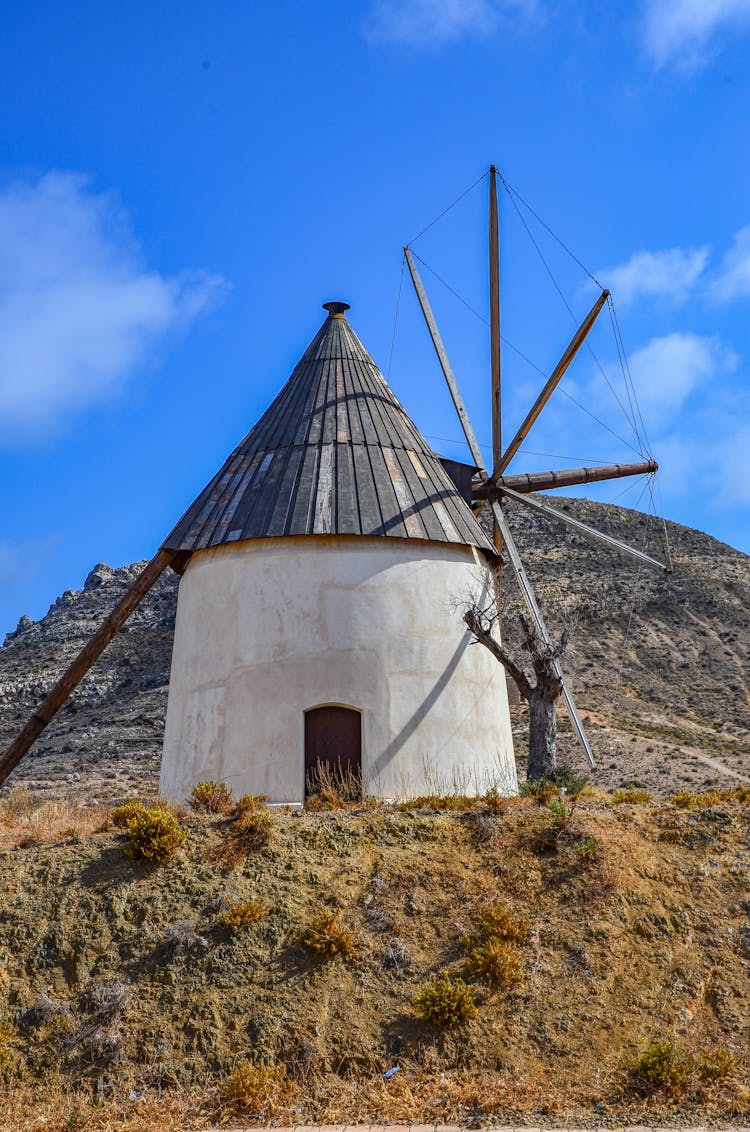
162, 303, 495, 557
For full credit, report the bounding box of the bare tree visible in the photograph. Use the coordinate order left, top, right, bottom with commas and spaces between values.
464, 598, 575, 782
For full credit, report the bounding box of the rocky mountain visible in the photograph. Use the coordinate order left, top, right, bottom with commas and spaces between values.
0, 497, 748, 799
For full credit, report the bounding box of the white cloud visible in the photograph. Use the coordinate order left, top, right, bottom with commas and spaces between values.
366, 0, 539, 47
709, 224, 750, 303
627, 332, 737, 425
0, 173, 225, 439
641, 0, 750, 70
599, 245, 709, 307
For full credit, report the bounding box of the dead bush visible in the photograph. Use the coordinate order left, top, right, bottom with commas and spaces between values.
219, 899, 270, 931
219, 1059, 292, 1116
189, 780, 234, 814
300, 911, 356, 958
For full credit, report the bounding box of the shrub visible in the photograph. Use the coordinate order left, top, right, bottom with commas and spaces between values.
476, 903, 529, 945
697, 1044, 736, 1081
413, 972, 477, 1026
217, 797, 274, 867
554, 763, 589, 797
395, 794, 474, 812
482, 787, 506, 814
576, 835, 599, 863
123, 806, 187, 864
466, 938, 521, 988
190, 780, 234, 814
610, 787, 653, 805
220, 899, 270, 931
631, 1038, 689, 1094
522, 779, 559, 804
110, 799, 147, 828
220, 1060, 290, 1115
300, 911, 355, 958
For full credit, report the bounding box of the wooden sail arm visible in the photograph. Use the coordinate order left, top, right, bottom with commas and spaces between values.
490, 501, 596, 767
0, 547, 179, 788
404, 246, 485, 469
498, 486, 670, 574
473, 459, 658, 499
404, 244, 596, 767
491, 288, 609, 479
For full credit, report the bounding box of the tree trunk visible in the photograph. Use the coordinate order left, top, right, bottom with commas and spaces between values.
527, 687, 558, 781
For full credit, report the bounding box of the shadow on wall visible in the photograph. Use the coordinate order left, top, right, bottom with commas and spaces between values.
369, 631, 470, 780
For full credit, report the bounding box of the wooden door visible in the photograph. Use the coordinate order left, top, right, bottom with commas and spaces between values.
304, 705, 362, 799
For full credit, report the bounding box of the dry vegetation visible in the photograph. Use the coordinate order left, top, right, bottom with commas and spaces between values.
0, 783, 747, 1130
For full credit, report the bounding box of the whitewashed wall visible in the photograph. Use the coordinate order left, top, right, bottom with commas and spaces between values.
160, 535, 516, 803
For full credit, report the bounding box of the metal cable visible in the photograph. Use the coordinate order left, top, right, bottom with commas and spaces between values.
407, 169, 489, 247
387, 254, 405, 382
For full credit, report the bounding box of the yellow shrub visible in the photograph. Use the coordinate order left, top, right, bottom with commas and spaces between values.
110, 799, 148, 828
413, 972, 477, 1026
610, 787, 653, 805
124, 807, 187, 864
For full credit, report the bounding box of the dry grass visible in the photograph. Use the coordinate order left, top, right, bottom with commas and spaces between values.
0, 789, 109, 850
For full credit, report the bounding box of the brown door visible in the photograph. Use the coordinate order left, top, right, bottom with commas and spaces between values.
304, 705, 362, 799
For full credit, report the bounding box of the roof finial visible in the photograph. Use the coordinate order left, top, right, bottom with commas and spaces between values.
323, 301, 351, 319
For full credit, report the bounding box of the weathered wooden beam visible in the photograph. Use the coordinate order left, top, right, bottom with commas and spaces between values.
489, 165, 502, 475
488, 166, 504, 601
490, 500, 596, 768
0, 547, 177, 788
493, 288, 609, 478
404, 247, 485, 470
499, 486, 669, 574
473, 459, 658, 499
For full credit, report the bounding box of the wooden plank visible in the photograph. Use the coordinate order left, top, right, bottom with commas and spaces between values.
494, 288, 610, 478
0, 549, 177, 787
499, 486, 669, 573
474, 459, 658, 498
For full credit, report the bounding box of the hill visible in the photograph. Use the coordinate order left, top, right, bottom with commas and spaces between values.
0, 788, 747, 1129
0, 496, 747, 799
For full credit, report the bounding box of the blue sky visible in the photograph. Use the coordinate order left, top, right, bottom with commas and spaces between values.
3, 0, 750, 637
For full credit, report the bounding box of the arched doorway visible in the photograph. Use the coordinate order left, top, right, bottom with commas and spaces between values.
304, 705, 362, 800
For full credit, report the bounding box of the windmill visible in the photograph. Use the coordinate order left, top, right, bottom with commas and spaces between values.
0, 166, 667, 797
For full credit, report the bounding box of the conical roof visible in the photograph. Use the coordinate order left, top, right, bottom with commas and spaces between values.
163, 303, 494, 556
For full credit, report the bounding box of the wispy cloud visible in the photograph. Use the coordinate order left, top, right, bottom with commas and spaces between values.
366, 0, 540, 48
641, 0, 750, 70
599, 246, 709, 307
709, 224, 750, 303
0, 173, 226, 441
626, 331, 737, 429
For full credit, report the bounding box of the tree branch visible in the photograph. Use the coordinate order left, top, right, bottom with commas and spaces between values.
464, 609, 533, 701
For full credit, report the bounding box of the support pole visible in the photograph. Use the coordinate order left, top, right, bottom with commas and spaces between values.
0, 547, 177, 787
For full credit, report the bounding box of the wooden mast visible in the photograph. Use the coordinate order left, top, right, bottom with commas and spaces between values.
0, 548, 178, 788
489, 164, 504, 618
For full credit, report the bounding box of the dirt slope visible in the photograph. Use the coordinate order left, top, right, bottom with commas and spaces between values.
0, 790, 747, 1129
